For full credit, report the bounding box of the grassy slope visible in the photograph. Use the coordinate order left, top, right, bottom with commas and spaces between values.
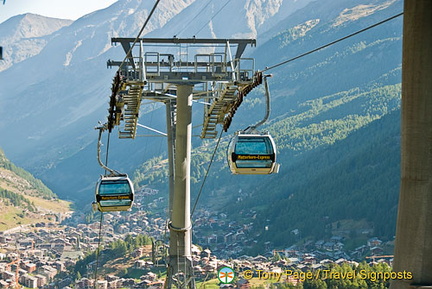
0, 159, 71, 231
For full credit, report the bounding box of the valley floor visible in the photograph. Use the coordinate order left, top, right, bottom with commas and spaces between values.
0, 189, 395, 289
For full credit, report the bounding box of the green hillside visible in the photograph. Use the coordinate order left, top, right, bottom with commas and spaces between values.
0, 148, 56, 199
228, 109, 400, 252
0, 148, 71, 230
129, 0, 403, 253
4, 0, 403, 254
131, 85, 401, 251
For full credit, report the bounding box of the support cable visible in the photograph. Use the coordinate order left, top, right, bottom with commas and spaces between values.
194, 0, 232, 36
191, 130, 224, 218
117, 0, 161, 72
96, 126, 120, 176
260, 12, 403, 73
93, 212, 104, 289
176, 1, 213, 37
198, 272, 212, 289
104, 131, 111, 175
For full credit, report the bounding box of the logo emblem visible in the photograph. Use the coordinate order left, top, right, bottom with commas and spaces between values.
218, 266, 235, 284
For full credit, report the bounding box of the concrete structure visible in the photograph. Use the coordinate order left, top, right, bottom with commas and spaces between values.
391, 1, 432, 288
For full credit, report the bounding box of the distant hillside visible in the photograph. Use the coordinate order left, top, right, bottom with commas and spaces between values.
131, 0, 403, 252
226, 109, 400, 253
0, 0, 404, 254
0, 13, 72, 72
0, 149, 71, 230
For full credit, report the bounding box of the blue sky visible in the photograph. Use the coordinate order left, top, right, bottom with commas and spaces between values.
0, 0, 117, 24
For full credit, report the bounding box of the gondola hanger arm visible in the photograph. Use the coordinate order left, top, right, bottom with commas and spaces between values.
96, 124, 121, 176
244, 74, 272, 134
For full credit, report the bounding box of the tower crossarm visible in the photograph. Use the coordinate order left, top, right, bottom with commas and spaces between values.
106, 70, 145, 139
107, 37, 258, 139
201, 83, 238, 139
111, 37, 256, 58
117, 81, 144, 139
223, 71, 263, 132
200, 71, 263, 138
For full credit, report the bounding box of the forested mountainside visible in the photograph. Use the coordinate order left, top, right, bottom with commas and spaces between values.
132, 90, 401, 251
0, 0, 403, 250
0, 149, 70, 230
228, 109, 400, 253
131, 0, 403, 249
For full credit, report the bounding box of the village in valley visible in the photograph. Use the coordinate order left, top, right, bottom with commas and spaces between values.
0, 187, 393, 289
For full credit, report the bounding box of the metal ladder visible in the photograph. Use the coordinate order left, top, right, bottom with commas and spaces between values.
201, 84, 238, 139
119, 82, 144, 139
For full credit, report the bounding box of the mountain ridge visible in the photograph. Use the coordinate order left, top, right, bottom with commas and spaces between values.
0, 0, 403, 253
0, 13, 73, 72
128, 0, 402, 252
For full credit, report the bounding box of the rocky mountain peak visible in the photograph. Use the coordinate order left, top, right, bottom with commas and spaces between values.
0, 13, 72, 41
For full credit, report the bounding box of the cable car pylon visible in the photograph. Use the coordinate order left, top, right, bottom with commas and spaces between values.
103, 37, 258, 289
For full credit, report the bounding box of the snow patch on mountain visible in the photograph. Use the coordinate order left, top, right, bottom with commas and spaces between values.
64, 40, 83, 66
148, 0, 314, 39
332, 0, 398, 27
244, 0, 283, 36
